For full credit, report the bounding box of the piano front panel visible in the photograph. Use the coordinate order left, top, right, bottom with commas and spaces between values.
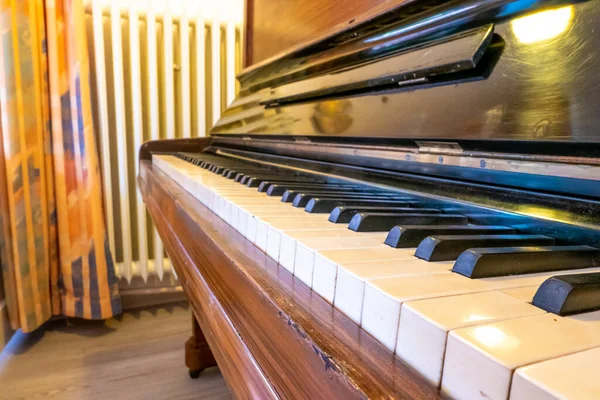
225, 0, 600, 143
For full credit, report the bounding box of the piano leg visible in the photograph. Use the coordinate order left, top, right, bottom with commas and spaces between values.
185, 312, 217, 379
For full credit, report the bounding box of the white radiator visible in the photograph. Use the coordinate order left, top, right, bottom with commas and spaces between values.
85, 0, 243, 282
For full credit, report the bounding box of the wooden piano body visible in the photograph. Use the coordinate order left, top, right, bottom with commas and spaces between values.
138, 139, 438, 398
138, 0, 600, 398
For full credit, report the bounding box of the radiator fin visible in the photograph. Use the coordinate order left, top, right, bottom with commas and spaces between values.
86, 1, 242, 282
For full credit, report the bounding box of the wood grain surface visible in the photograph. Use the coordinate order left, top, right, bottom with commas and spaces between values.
243, 0, 409, 67
140, 162, 279, 399
0, 304, 232, 400
138, 138, 212, 161
138, 155, 443, 399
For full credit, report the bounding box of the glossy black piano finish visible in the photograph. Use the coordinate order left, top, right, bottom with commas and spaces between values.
215, 0, 600, 145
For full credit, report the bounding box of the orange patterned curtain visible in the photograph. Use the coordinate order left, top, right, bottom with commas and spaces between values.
0, 0, 121, 333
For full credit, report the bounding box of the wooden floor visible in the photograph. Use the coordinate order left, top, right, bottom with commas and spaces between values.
0, 303, 232, 400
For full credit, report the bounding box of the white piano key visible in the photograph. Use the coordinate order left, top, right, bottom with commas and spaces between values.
256, 219, 271, 250
396, 289, 545, 387
265, 225, 285, 261
511, 346, 600, 400
312, 247, 416, 304
230, 204, 240, 230
279, 232, 298, 273
238, 208, 249, 235
442, 313, 600, 400
267, 226, 354, 265
568, 309, 600, 333
361, 268, 600, 353
334, 259, 453, 324
246, 215, 259, 243
500, 285, 539, 302
294, 236, 388, 289
277, 228, 387, 274
254, 217, 341, 251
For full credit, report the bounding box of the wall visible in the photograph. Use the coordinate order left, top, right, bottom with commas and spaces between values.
83, 0, 243, 284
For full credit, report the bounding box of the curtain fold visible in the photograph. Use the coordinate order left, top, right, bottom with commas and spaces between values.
0, 0, 121, 333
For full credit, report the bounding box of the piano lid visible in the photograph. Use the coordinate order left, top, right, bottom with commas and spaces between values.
213, 0, 600, 146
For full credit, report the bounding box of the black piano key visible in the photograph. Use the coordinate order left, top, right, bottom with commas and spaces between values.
234, 173, 246, 182
247, 177, 279, 187
452, 245, 600, 279
281, 187, 377, 201
268, 184, 357, 197
302, 198, 416, 213
222, 168, 242, 176
242, 174, 290, 185
279, 188, 360, 200
349, 213, 468, 232
328, 206, 437, 223
384, 225, 516, 249
239, 174, 280, 185
465, 213, 532, 226
280, 191, 364, 202
258, 181, 333, 193
282, 190, 338, 203
296, 195, 408, 210
248, 177, 312, 188
225, 170, 239, 179
385, 225, 517, 248
415, 234, 556, 262
256, 179, 324, 192
235, 170, 270, 181
206, 162, 221, 170
532, 273, 600, 316
292, 193, 389, 208
240, 175, 253, 185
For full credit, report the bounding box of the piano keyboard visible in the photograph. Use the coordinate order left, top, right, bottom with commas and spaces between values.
153, 152, 600, 400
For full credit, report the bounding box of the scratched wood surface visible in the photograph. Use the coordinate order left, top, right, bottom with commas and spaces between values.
138, 138, 443, 399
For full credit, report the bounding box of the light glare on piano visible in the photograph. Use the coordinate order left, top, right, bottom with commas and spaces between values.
511, 6, 574, 44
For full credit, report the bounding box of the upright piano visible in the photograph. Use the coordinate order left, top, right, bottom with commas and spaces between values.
138, 0, 600, 398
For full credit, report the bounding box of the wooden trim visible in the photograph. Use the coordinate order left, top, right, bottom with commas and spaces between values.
240, 0, 410, 73
138, 137, 212, 162
243, 0, 253, 68
138, 159, 441, 399
119, 286, 187, 311
0, 300, 14, 353
139, 164, 278, 399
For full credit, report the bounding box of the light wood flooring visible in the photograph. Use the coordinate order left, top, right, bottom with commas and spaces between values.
0, 303, 232, 400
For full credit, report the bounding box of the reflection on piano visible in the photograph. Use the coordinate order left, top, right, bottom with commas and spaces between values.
138, 1, 600, 398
